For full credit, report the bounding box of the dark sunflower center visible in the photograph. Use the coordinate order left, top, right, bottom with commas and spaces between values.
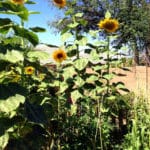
28, 69, 32, 72
13, 0, 23, 2
54, 0, 63, 4
57, 53, 63, 59
104, 22, 115, 30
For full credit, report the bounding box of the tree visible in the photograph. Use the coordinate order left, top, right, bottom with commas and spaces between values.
116, 0, 150, 65
49, 0, 150, 65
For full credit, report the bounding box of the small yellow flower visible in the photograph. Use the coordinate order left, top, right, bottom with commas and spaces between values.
52, 49, 67, 63
53, 0, 66, 8
24, 66, 35, 75
11, 0, 25, 5
98, 18, 119, 33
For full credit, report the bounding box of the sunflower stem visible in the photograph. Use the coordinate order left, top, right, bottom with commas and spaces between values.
106, 35, 110, 94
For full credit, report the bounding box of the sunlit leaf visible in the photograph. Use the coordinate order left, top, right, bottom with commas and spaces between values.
107, 96, 116, 101
75, 76, 85, 87
67, 22, 79, 28
103, 73, 115, 80
74, 58, 88, 71
70, 104, 77, 115
59, 82, 68, 93
61, 32, 72, 42
71, 90, 82, 102
27, 51, 50, 61
0, 94, 25, 115
0, 50, 24, 63
0, 132, 9, 150
63, 66, 76, 80
90, 50, 100, 61
13, 25, 39, 46
75, 13, 83, 17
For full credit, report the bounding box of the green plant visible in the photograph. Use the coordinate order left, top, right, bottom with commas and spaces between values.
48, 9, 130, 149
0, 1, 131, 150
0, 1, 54, 149
122, 94, 150, 150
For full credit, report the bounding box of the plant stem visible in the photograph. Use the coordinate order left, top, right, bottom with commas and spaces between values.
57, 63, 61, 119
106, 35, 110, 94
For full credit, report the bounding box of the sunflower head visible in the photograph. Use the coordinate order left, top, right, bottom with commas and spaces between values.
53, 0, 66, 8
24, 66, 35, 75
11, 0, 25, 5
52, 49, 67, 63
98, 18, 119, 33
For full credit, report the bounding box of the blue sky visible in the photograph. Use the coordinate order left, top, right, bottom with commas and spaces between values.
25, 0, 64, 46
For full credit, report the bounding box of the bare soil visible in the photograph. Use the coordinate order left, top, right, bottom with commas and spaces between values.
87, 66, 150, 94
112, 66, 150, 93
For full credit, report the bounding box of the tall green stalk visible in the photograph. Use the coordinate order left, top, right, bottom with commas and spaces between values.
106, 35, 110, 94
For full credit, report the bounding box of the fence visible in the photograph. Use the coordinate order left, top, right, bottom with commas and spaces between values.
112, 66, 150, 107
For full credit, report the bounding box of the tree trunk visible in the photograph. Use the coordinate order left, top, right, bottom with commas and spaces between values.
134, 48, 139, 65
145, 46, 150, 66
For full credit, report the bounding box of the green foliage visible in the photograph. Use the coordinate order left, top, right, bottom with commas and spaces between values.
122, 95, 150, 150
0, 0, 149, 150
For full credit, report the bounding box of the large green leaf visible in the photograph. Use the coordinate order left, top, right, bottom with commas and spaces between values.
86, 75, 98, 83
71, 90, 82, 102
63, 66, 76, 80
103, 73, 115, 80
59, 82, 68, 93
27, 51, 50, 61
0, 50, 24, 63
75, 76, 85, 87
0, 50, 23, 63
13, 25, 39, 46
0, 18, 13, 34
0, 18, 12, 26
0, 132, 9, 150
74, 58, 88, 71
25, 102, 47, 124
61, 32, 72, 42
0, 83, 27, 99
0, 94, 25, 116
0, 1, 29, 21
90, 50, 100, 62
70, 104, 77, 115
29, 27, 46, 32
26, 1, 36, 4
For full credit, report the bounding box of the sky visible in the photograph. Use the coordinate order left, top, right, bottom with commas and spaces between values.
25, 0, 64, 46
1, 0, 64, 46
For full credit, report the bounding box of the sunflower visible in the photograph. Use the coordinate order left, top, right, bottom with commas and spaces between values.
53, 0, 66, 8
98, 18, 119, 33
24, 66, 35, 75
52, 49, 67, 63
11, 0, 25, 5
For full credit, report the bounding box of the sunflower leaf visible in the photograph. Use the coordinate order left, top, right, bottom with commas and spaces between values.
74, 58, 88, 71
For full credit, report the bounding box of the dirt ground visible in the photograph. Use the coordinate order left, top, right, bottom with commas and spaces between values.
112, 66, 150, 107
112, 66, 150, 94
87, 66, 150, 94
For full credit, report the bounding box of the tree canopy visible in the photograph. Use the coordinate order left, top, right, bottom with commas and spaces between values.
49, 0, 150, 64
